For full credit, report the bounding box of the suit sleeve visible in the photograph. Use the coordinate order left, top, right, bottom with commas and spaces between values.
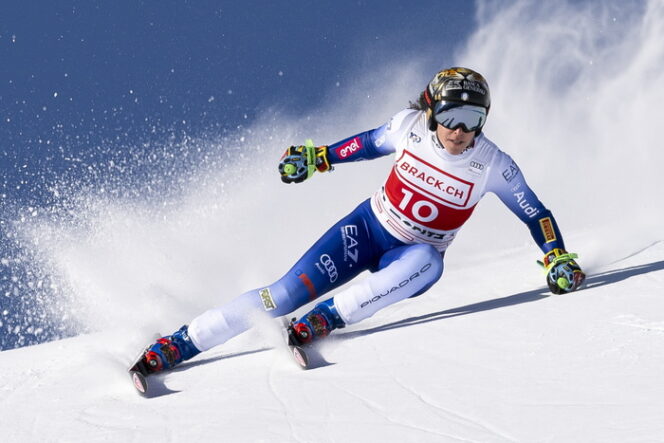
487, 153, 566, 253
325, 109, 419, 164
325, 127, 392, 164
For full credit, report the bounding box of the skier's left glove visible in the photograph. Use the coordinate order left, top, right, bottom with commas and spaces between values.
278, 139, 331, 184
540, 248, 586, 294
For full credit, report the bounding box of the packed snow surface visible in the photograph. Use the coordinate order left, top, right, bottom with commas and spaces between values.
1, 241, 663, 442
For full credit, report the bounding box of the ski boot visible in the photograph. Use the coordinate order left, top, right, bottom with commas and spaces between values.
289, 299, 345, 346
133, 325, 201, 375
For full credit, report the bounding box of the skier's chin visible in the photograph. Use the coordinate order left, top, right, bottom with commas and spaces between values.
435, 125, 474, 155
444, 140, 470, 154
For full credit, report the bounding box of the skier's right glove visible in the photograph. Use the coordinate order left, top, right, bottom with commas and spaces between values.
540, 248, 586, 294
278, 139, 331, 184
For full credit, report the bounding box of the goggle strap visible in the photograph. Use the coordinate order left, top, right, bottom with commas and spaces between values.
424, 88, 433, 107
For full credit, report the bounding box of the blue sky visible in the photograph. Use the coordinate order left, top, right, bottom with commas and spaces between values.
1, 1, 475, 349
1, 1, 474, 203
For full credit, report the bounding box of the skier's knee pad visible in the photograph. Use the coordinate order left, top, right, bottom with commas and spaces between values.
335, 244, 444, 325
406, 244, 444, 298
378, 243, 443, 296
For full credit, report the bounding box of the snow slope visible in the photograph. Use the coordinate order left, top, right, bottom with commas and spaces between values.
1, 241, 663, 442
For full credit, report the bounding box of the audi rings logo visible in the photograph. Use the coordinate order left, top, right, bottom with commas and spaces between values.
319, 254, 338, 283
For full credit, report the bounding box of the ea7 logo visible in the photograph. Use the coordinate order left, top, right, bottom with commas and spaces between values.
341, 225, 359, 264
502, 160, 520, 183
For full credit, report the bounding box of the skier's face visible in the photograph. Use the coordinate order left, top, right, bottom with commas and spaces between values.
436, 124, 475, 155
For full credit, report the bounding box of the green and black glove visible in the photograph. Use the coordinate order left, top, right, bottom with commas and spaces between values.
278, 139, 331, 184
539, 248, 586, 294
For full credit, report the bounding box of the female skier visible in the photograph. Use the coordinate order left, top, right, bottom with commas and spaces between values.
137, 67, 585, 373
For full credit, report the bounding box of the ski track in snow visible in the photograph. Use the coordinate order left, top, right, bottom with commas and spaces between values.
267, 359, 307, 443
389, 376, 519, 443
612, 315, 664, 333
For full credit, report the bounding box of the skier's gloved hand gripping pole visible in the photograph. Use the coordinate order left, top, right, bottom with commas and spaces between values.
538, 248, 586, 294
278, 139, 332, 184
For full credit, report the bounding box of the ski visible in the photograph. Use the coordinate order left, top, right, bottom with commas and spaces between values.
130, 369, 149, 395
128, 346, 152, 396
128, 333, 162, 396
282, 317, 310, 370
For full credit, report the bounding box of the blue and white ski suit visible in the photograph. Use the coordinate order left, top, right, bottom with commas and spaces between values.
188, 109, 565, 351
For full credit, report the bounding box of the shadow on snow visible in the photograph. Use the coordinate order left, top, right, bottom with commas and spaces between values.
136, 258, 664, 393
337, 259, 664, 340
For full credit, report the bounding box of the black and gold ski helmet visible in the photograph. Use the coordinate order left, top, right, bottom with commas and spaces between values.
423, 67, 491, 132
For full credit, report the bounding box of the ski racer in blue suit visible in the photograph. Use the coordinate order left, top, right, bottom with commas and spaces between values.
139, 68, 586, 373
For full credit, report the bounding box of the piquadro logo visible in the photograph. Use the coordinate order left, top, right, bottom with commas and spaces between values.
360, 263, 432, 308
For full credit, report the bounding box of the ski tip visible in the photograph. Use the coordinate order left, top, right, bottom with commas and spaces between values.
130, 370, 149, 395
291, 345, 309, 370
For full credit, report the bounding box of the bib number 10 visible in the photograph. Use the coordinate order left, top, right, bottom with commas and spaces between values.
398, 188, 438, 222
